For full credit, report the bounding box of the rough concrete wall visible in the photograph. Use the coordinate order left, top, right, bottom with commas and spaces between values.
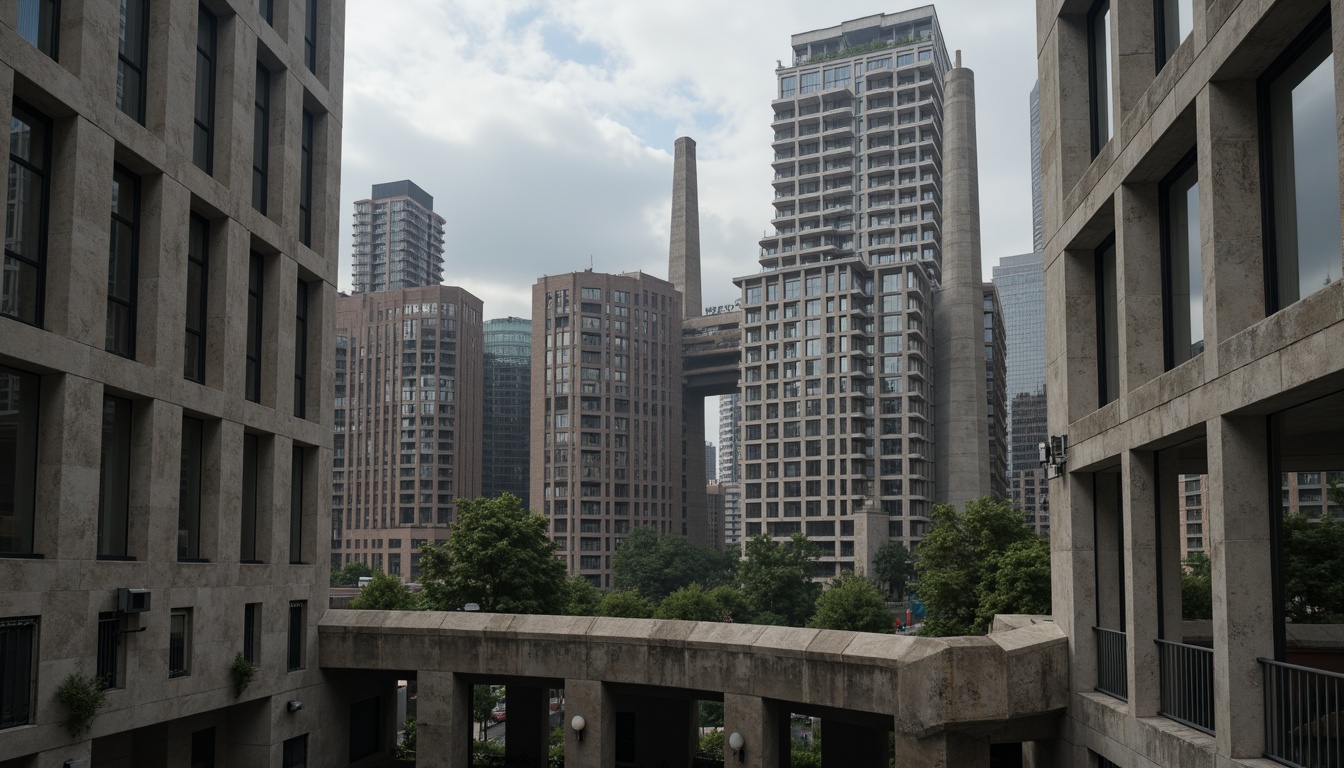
668, 136, 702, 320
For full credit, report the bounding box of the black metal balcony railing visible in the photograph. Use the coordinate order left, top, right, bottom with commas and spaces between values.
1262, 658, 1344, 768
1156, 639, 1215, 733
1094, 626, 1128, 700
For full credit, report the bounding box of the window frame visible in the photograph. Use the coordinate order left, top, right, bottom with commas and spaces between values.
0, 617, 38, 728
245, 251, 263, 403
286, 600, 305, 671
1153, 0, 1192, 70
168, 608, 191, 678
243, 602, 260, 663
1087, 0, 1113, 158
303, 0, 317, 73
258, 0, 272, 25
294, 281, 308, 417
1095, 234, 1119, 407
252, 62, 270, 214
4, 100, 52, 328
17, 0, 60, 59
1159, 148, 1202, 370
107, 165, 140, 358
178, 416, 205, 561
240, 433, 260, 563
97, 395, 134, 560
289, 446, 304, 564
184, 214, 209, 382
299, 109, 314, 246
117, 0, 150, 124
0, 365, 40, 557
96, 611, 122, 689
193, 3, 217, 174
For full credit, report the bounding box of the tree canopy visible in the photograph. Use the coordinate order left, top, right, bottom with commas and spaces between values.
738, 533, 823, 627
871, 540, 916, 599
349, 572, 416, 611
975, 536, 1052, 629
1282, 511, 1344, 624
596, 590, 656, 618
1181, 551, 1212, 621
418, 493, 568, 614
330, 561, 373, 587
563, 575, 602, 617
654, 584, 725, 622
808, 574, 893, 633
612, 525, 737, 602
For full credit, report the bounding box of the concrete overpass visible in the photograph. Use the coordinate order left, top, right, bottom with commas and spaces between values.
319, 611, 1067, 767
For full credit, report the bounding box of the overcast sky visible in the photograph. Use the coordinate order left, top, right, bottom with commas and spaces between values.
339, 0, 1041, 446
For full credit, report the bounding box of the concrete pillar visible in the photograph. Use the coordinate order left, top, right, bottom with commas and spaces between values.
1122, 450, 1160, 717
38, 373, 103, 559
1208, 416, 1272, 758
822, 720, 887, 767
505, 685, 551, 767
1051, 471, 1098, 695
893, 730, 990, 768
1156, 449, 1184, 641
566, 679, 615, 768
1115, 184, 1163, 391
932, 64, 992, 508
723, 693, 782, 768
668, 136, 701, 320
1036, 12, 1093, 227
44, 116, 114, 347
416, 671, 471, 768
1112, 0, 1156, 123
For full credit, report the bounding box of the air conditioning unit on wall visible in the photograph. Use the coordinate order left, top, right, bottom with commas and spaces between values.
117, 588, 151, 613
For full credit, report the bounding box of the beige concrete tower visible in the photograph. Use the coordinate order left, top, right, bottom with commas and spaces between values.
932, 59, 994, 507
668, 137, 702, 320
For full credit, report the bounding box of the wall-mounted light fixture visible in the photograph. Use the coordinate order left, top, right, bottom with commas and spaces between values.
571, 714, 586, 742
287, 700, 303, 713
728, 731, 745, 763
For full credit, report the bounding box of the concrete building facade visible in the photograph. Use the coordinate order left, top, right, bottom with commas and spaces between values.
1039, 0, 1344, 765
349, 180, 445, 294
531, 271, 684, 588
332, 286, 483, 581
483, 316, 531, 510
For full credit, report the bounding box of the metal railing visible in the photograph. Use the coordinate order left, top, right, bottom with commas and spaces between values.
1094, 626, 1128, 700
1156, 639, 1214, 733
1262, 658, 1344, 768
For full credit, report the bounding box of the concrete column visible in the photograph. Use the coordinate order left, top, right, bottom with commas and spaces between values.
1036, 12, 1093, 222
505, 685, 551, 767
893, 730, 990, 768
1055, 246, 1101, 424
416, 671, 471, 768
668, 136, 701, 320
37, 373, 102, 559
135, 398, 183, 563
1122, 450, 1160, 717
1208, 416, 1272, 758
1051, 471, 1098, 695
566, 679, 615, 768
822, 720, 887, 767
1112, 0, 1156, 123
1157, 449, 1184, 641
1115, 184, 1163, 391
723, 693, 782, 768
45, 116, 114, 346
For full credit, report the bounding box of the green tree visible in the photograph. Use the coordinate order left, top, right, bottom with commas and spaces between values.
1181, 551, 1213, 621
808, 574, 893, 633
349, 572, 417, 610
596, 590, 656, 618
1282, 511, 1344, 623
915, 496, 1038, 636
654, 583, 724, 622
699, 700, 724, 728
707, 584, 751, 624
612, 525, 737, 601
975, 536, 1052, 629
698, 729, 725, 760
330, 561, 373, 587
419, 494, 567, 614
872, 540, 916, 599
472, 685, 496, 742
563, 574, 602, 616
738, 533, 822, 627
395, 716, 417, 759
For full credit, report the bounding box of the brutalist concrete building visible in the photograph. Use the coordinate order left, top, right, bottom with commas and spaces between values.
1039, 0, 1344, 765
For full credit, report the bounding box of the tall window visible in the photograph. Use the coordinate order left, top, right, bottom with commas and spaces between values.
193, 5, 217, 174
97, 396, 132, 559
0, 617, 37, 728
246, 252, 263, 403
303, 0, 316, 73
178, 417, 203, 561
96, 612, 121, 689
282, 735, 307, 768
257, 0, 272, 25
168, 609, 190, 678
0, 366, 39, 555
294, 281, 308, 417
252, 63, 270, 214
1262, 13, 1341, 312
243, 603, 260, 663
184, 214, 208, 382
289, 446, 304, 564
240, 433, 259, 562
17, 0, 59, 59
1088, 0, 1113, 156
4, 102, 51, 327
286, 601, 305, 670
1096, 236, 1119, 406
1162, 151, 1202, 368
299, 110, 313, 246
1156, 0, 1193, 68
117, 0, 149, 124
107, 166, 139, 358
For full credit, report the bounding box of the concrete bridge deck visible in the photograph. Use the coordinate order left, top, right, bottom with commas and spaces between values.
319, 611, 1067, 767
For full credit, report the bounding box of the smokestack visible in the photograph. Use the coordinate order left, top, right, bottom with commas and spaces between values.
668, 137, 702, 319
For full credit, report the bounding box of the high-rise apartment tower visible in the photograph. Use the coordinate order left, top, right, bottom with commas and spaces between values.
350, 180, 446, 294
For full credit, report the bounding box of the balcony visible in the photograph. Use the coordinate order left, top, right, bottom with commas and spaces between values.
1155, 638, 1214, 734
1095, 627, 1128, 700
1262, 658, 1344, 766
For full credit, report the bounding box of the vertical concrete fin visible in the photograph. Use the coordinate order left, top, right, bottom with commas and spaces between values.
668, 136, 702, 319
933, 65, 993, 509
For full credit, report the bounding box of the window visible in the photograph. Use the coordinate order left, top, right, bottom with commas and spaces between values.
290, 447, 304, 564
1088, 0, 1113, 156
98, 396, 132, 559
169, 609, 191, 678
17, 0, 59, 59
282, 735, 307, 768
241, 433, 259, 562
96, 612, 121, 689
191, 728, 216, 768
1156, 0, 1193, 67
1161, 151, 1202, 368
780, 75, 796, 98
257, 0, 272, 25
4, 101, 51, 327
287, 601, 305, 671
299, 109, 314, 246
0, 618, 37, 728
303, 0, 316, 72
178, 416, 203, 561
117, 0, 149, 123
184, 214, 208, 381
294, 281, 308, 417
252, 63, 270, 214
107, 166, 139, 357
1262, 12, 1341, 312
0, 366, 39, 555
1096, 235, 1119, 405
800, 71, 819, 94
243, 603, 260, 663
246, 252, 263, 403
193, 4, 217, 173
